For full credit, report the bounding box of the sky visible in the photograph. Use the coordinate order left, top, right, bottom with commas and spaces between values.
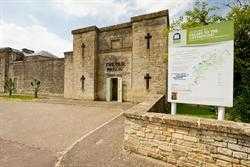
0, 0, 229, 57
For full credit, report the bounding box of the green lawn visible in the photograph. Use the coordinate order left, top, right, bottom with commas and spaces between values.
177, 103, 216, 119
0, 94, 35, 101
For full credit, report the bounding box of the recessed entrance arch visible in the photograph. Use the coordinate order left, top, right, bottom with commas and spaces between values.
106, 77, 122, 102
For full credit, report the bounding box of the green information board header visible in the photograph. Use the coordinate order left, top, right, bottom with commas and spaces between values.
187, 21, 234, 45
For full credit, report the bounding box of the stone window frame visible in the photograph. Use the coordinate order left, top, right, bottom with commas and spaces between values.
110, 37, 123, 50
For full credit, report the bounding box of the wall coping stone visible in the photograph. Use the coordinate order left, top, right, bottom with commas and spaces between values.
64, 51, 73, 55
12, 58, 64, 64
99, 22, 132, 32
131, 10, 168, 22
72, 26, 98, 34
124, 95, 250, 137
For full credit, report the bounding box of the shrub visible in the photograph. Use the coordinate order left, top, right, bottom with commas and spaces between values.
4, 78, 16, 97
31, 79, 41, 98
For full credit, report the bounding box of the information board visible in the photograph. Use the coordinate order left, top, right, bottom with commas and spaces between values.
168, 21, 234, 107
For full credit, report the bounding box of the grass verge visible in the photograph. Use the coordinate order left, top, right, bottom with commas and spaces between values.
0, 94, 35, 101
177, 103, 216, 119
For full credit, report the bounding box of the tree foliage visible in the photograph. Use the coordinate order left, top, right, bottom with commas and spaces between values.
171, 0, 224, 30
4, 78, 16, 97
226, 3, 250, 122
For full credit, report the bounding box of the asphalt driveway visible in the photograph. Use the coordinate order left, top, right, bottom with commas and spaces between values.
0, 100, 132, 167
59, 115, 167, 167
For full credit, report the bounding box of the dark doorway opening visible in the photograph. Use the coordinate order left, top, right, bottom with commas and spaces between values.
111, 78, 118, 101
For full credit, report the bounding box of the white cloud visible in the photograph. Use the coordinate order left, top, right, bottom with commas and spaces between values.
53, 0, 129, 24
0, 1, 194, 57
27, 14, 41, 25
53, 0, 193, 24
0, 20, 71, 57
132, 0, 193, 17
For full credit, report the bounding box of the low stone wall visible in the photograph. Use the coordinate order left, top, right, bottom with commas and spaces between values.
124, 95, 250, 167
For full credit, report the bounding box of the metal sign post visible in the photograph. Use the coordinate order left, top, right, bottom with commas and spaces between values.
171, 103, 177, 115
218, 106, 225, 121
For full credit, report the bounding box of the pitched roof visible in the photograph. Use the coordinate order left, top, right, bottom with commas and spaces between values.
35, 51, 58, 58
0, 47, 24, 55
27, 50, 58, 58
0, 47, 58, 58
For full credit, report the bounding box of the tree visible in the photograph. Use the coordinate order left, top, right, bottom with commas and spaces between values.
226, 2, 250, 122
171, 0, 224, 30
31, 79, 41, 98
4, 78, 16, 97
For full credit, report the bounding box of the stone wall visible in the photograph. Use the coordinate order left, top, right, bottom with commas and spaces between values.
98, 23, 132, 53
0, 48, 64, 95
97, 51, 132, 101
96, 23, 133, 101
0, 48, 24, 92
0, 51, 9, 92
65, 29, 98, 100
65, 10, 169, 102
64, 51, 74, 98
130, 12, 168, 102
11, 58, 64, 95
124, 96, 250, 167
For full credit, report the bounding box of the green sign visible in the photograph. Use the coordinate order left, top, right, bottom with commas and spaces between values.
187, 21, 234, 45
168, 21, 234, 107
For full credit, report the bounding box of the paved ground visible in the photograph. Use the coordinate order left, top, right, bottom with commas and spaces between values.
59, 116, 167, 167
0, 100, 132, 167
0, 99, 166, 167
0, 137, 56, 167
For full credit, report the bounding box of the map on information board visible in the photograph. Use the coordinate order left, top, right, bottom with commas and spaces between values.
168, 21, 234, 107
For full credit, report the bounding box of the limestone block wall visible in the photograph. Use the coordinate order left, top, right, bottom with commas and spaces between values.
0, 48, 64, 95
97, 51, 132, 101
0, 53, 8, 92
0, 49, 24, 92
65, 10, 169, 102
11, 58, 64, 95
64, 52, 74, 98
131, 10, 168, 102
96, 24, 133, 101
98, 24, 132, 52
68, 28, 98, 100
124, 97, 250, 167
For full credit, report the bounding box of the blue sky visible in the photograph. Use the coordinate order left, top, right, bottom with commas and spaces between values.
0, 0, 229, 57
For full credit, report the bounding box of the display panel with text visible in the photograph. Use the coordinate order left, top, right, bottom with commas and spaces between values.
168, 21, 234, 107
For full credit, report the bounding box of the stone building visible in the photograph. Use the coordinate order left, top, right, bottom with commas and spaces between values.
0, 47, 64, 95
64, 10, 169, 102
0, 10, 168, 101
